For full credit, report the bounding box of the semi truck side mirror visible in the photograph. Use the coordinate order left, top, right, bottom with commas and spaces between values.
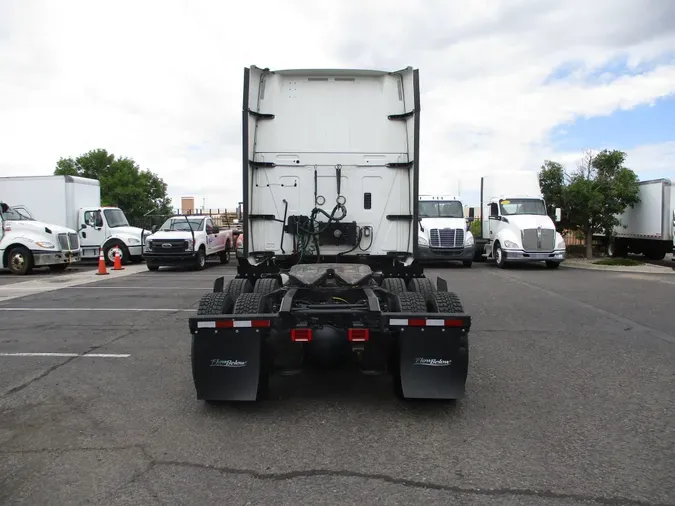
555, 208, 562, 223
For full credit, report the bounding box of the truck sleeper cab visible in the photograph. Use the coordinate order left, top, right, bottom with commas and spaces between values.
188, 65, 473, 403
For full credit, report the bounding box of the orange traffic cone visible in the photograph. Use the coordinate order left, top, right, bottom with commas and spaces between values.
96, 248, 109, 275
112, 247, 124, 271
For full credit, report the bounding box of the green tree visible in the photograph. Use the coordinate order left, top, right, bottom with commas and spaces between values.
538, 150, 640, 259
538, 160, 567, 232
54, 149, 173, 225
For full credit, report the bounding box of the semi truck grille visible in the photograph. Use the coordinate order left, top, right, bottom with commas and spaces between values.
68, 233, 80, 249
429, 228, 464, 248
56, 233, 80, 251
522, 228, 555, 251
151, 239, 188, 252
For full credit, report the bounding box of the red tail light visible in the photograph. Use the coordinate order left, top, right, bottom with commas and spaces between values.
291, 328, 312, 342
348, 328, 370, 342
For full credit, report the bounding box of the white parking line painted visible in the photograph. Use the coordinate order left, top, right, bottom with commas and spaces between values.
57, 286, 211, 290
0, 308, 196, 312
0, 264, 149, 303
0, 352, 130, 358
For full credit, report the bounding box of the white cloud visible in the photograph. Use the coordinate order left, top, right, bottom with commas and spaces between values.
1, 0, 674, 212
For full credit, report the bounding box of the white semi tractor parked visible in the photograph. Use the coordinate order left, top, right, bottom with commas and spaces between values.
473, 170, 566, 269
417, 194, 475, 267
0, 202, 81, 275
594, 178, 674, 261
0, 175, 148, 265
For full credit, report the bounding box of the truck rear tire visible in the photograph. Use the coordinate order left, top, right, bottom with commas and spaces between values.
407, 277, 435, 295
395, 292, 427, 313
381, 277, 407, 295
428, 291, 464, 313
253, 277, 281, 296
197, 292, 231, 315
225, 278, 253, 300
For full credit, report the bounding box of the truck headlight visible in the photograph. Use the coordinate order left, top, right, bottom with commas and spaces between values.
35, 241, 55, 249
557, 240, 566, 249
418, 235, 429, 246
464, 233, 474, 247
186, 239, 194, 251
503, 240, 519, 249
126, 238, 140, 245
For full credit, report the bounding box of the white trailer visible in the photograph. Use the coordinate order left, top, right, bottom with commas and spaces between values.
474, 170, 566, 268
0, 175, 148, 265
595, 178, 674, 260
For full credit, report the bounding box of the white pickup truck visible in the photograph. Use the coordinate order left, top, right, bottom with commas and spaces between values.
1, 202, 81, 275
143, 214, 233, 271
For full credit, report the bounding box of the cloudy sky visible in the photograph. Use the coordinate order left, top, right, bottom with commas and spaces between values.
1, 0, 674, 210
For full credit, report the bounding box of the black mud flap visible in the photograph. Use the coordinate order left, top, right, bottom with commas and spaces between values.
387, 314, 470, 400
189, 315, 275, 401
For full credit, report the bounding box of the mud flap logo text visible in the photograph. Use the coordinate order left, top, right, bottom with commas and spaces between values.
210, 359, 247, 368
414, 357, 452, 367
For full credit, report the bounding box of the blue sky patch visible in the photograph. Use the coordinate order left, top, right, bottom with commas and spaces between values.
549, 94, 675, 152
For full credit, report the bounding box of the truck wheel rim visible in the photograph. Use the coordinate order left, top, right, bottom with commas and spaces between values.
108, 248, 121, 262
10, 253, 25, 270
496, 248, 502, 263
200, 253, 205, 266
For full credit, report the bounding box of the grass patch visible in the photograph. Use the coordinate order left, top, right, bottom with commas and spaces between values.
592, 258, 644, 266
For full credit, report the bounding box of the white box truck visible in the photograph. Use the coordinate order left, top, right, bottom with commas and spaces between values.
594, 178, 674, 260
0, 175, 148, 265
474, 170, 566, 268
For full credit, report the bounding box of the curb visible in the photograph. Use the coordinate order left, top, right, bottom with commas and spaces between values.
560, 261, 675, 274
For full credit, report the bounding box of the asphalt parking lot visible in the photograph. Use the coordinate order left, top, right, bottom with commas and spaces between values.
1, 260, 674, 505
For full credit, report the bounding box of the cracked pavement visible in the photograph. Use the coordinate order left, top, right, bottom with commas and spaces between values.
0, 261, 674, 505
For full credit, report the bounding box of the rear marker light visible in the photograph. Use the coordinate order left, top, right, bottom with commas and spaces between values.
291, 328, 312, 342
348, 328, 370, 342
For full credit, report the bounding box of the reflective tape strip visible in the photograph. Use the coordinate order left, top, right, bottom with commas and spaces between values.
389, 318, 408, 326
388, 318, 466, 327
196, 320, 270, 329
